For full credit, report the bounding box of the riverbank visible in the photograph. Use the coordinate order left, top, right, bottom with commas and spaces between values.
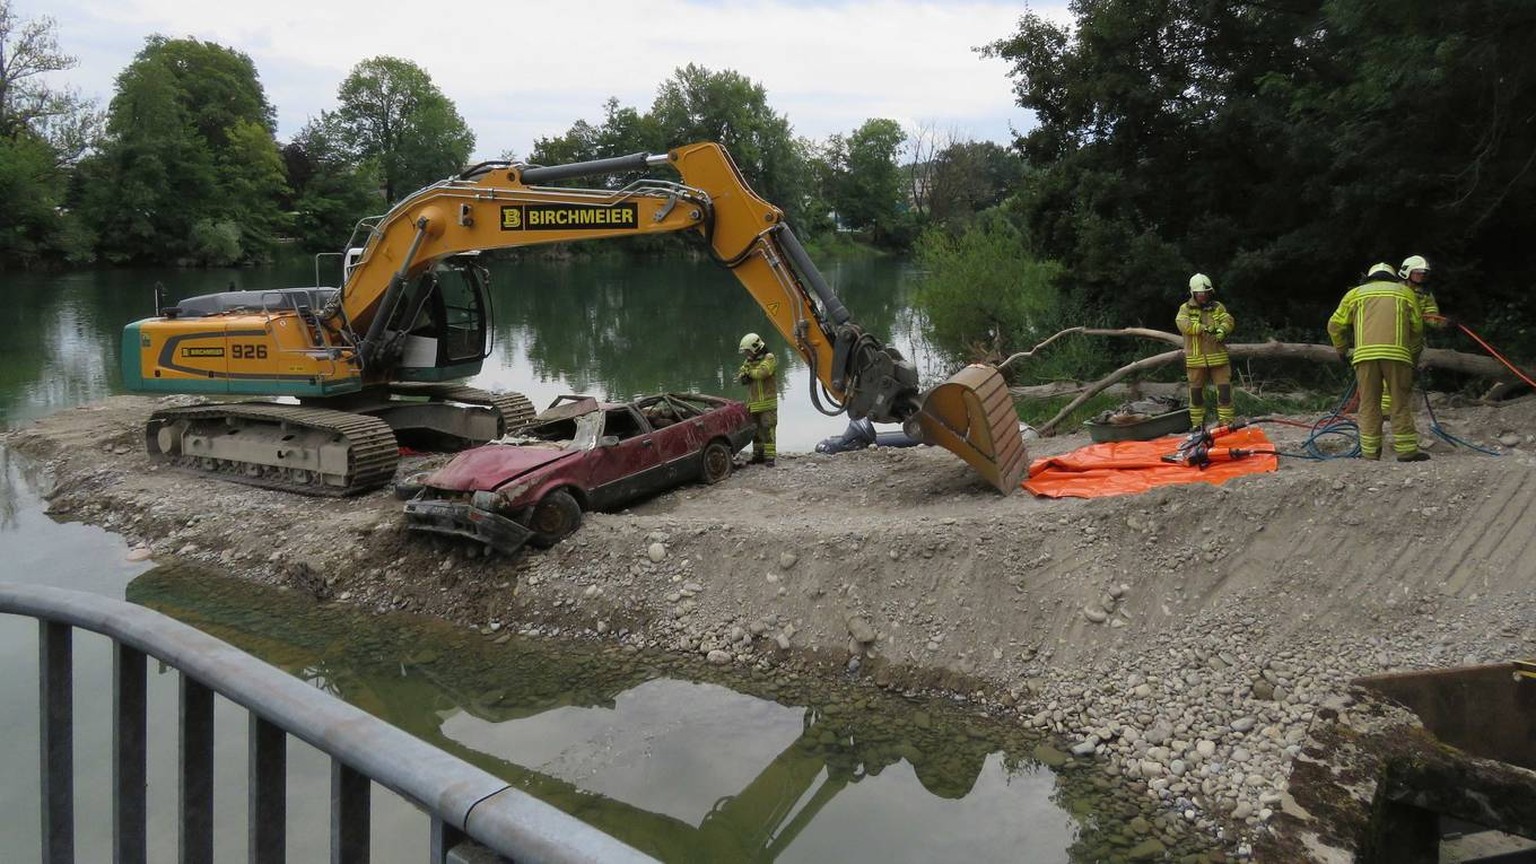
9, 393, 1536, 861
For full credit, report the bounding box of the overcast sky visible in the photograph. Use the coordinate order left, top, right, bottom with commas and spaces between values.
37, 0, 1069, 161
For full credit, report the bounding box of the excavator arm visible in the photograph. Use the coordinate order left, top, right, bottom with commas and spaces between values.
338, 142, 1028, 492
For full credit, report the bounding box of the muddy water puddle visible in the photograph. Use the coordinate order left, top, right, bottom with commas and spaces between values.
124, 564, 1225, 863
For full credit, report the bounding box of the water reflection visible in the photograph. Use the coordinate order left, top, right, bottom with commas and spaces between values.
126, 565, 1082, 863
1, 255, 939, 452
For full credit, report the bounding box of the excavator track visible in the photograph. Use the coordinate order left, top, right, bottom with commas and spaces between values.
145, 402, 400, 497
385, 384, 537, 436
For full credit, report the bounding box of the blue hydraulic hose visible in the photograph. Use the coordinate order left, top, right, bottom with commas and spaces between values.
1293, 381, 1361, 460
1421, 389, 1501, 455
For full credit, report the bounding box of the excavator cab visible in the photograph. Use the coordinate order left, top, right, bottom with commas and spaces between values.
391, 257, 492, 381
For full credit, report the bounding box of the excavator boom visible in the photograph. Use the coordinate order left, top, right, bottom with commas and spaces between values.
123, 142, 1028, 494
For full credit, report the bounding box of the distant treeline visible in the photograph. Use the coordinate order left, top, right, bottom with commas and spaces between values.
5, 0, 1535, 370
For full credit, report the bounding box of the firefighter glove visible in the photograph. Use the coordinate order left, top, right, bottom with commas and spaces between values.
1211, 327, 1227, 341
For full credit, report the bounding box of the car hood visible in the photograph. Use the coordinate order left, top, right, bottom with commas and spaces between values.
427, 445, 579, 492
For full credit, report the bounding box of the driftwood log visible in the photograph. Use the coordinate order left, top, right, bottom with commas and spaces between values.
1001, 327, 1533, 436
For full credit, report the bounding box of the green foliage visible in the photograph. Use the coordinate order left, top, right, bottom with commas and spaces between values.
188, 218, 242, 266
824, 119, 908, 242
927, 141, 1024, 227
282, 115, 380, 250
914, 213, 1066, 364
0, 131, 69, 265
220, 119, 289, 260
0, 0, 100, 267
984, 0, 1536, 354
650, 64, 805, 225
81, 36, 283, 265
331, 56, 474, 203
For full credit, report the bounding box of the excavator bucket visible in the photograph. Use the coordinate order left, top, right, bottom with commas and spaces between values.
913, 365, 1029, 494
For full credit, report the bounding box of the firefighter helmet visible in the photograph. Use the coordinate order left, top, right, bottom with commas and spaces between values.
1366, 262, 1398, 281
1188, 273, 1213, 296
738, 332, 765, 355
1398, 255, 1430, 279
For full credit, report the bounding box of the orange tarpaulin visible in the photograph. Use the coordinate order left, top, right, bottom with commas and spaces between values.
1023, 426, 1279, 499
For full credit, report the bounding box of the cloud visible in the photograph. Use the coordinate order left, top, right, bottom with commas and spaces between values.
44, 0, 1069, 158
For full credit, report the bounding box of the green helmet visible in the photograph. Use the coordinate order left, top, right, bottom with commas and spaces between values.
1366, 262, 1397, 281
1398, 255, 1430, 279
738, 332, 765, 355
1188, 273, 1213, 299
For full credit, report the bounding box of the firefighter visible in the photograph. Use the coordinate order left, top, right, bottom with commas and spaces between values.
1328, 263, 1427, 461
1175, 274, 1237, 430
736, 332, 778, 466
1381, 254, 1448, 412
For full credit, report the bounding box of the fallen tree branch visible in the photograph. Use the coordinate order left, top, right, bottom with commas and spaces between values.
1025, 335, 1535, 436
998, 326, 1181, 370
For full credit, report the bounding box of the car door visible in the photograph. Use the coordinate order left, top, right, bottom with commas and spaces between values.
585, 406, 666, 510
643, 397, 705, 486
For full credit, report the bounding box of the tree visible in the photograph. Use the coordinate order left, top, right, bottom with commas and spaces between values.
825, 118, 908, 243
81, 36, 285, 264
282, 114, 381, 251
983, 0, 1536, 357
649, 64, 806, 225
331, 56, 473, 203
0, 0, 100, 266
927, 140, 1024, 226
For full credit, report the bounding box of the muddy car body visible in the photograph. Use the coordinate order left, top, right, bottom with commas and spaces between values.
403, 392, 754, 554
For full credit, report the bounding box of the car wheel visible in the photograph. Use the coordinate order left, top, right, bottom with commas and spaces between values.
527, 489, 582, 548
700, 439, 733, 484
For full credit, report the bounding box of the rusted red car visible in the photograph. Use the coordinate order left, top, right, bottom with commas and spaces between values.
403, 392, 754, 554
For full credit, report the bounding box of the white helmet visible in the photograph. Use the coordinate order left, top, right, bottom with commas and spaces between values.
1188, 273, 1213, 295
1366, 262, 1398, 281
738, 332, 765, 355
1398, 255, 1430, 279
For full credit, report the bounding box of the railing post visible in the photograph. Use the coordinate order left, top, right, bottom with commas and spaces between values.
40, 620, 73, 864
331, 759, 369, 863
114, 643, 148, 864
431, 817, 467, 864
249, 715, 287, 864
180, 674, 215, 864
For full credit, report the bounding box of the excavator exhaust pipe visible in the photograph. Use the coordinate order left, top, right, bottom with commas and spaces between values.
911, 365, 1029, 494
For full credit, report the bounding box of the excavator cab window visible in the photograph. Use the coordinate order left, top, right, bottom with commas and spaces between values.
433, 263, 490, 363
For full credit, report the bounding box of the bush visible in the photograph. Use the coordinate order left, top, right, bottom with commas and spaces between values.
188, 219, 243, 266
913, 213, 1065, 365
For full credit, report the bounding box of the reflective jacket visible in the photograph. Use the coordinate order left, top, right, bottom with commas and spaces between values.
1175, 300, 1235, 368
1327, 277, 1422, 365
1409, 286, 1442, 353
737, 351, 778, 412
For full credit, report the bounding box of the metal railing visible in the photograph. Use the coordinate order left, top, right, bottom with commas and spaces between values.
0, 582, 656, 864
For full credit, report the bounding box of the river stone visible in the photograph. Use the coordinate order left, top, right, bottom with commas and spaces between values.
1082, 605, 1108, 624
706, 649, 731, 665
1033, 744, 1070, 767
847, 616, 877, 645
647, 542, 666, 562
126, 547, 153, 562
1126, 838, 1167, 861
778, 551, 798, 570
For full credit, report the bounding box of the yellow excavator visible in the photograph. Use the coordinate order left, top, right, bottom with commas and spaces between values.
122, 142, 1028, 495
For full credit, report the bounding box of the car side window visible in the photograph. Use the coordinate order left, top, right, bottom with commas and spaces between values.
603, 408, 645, 441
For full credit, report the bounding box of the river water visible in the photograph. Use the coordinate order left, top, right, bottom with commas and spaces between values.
0, 257, 1110, 862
